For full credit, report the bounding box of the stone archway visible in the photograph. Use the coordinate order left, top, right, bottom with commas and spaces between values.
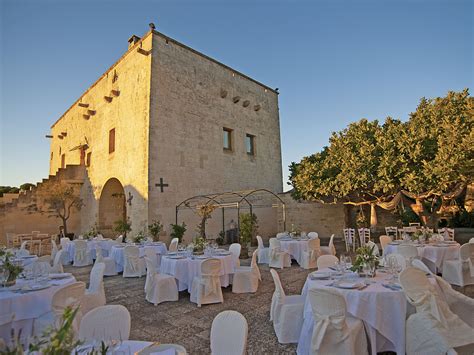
99, 178, 126, 238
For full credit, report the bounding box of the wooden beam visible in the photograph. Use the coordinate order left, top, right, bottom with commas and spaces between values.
87, 110, 96, 116
137, 47, 150, 56
104, 96, 113, 103
78, 103, 89, 108
83, 114, 90, 120
111, 89, 120, 97
45, 135, 53, 138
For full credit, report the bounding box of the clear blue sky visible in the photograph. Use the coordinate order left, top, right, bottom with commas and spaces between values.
1, 0, 472, 190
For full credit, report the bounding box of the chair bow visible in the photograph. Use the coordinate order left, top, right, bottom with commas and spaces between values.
311, 313, 345, 351
201, 274, 220, 296
407, 291, 447, 326
76, 249, 86, 262
464, 258, 474, 278
270, 247, 281, 261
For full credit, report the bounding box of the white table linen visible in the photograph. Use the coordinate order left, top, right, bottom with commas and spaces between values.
384, 242, 460, 272
110, 243, 167, 272
65, 239, 116, 263
0, 275, 76, 344
297, 269, 413, 355
279, 239, 310, 265
160, 254, 235, 292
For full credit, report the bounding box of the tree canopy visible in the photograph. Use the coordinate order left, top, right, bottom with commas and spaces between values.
289, 89, 473, 206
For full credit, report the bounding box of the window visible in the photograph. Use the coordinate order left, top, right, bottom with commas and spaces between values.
246, 134, 255, 156
50, 152, 53, 161
223, 128, 233, 151
109, 128, 115, 154
61, 154, 65, 169
86, 152, 92, 167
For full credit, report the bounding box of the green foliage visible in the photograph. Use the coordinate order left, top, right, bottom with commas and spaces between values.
170, 222, 187, 243
448, 207, 474, 228
0, 249, 23, 282
0, 186, 20, 197
396, 206, 421, 226
148, 220, 163, 241
44, 183, 83, 235
114, 218, 131, 236
20, 183, 35, 191
216, 231, 225, 245
350, 245, 379, 273
289, 90, 473, 204
239, 213, 258, 246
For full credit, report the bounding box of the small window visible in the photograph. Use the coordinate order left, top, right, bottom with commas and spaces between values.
86, 152, 92, 167
223, 128, 233, 151
61, 154, 65, 169
246, 134, 255, 156
50, 152, 53, 160
109, 128, 115, 154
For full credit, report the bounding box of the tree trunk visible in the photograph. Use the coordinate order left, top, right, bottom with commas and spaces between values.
62, 217, 68, 236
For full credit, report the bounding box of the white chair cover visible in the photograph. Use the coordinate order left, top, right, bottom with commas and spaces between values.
79, 305, 130, 342
385, 253, 407, 271
16, 248, 30, 257
123, 246, 146, 278
51, 239, 59, 261
256, 235, 269, 264
115, 235, 124, 243
300, 238, 320, 269
190, 258, 223, 307
308, 288, 368, 354
412, 258, 433, 275
34, 281, 86, 336
317, 255, 338, 269
343, 228, 355, 252
95, 245, 117, 276
400, 267, 474, 355
397, 244, 418, 264
366, 240, 380, 256
307, 232, 319, 239
169, 238, 179, 252
82, 262, 106, 315
144, 257, 178, 305
229, 243, 241, 267
51, 250, 64, 273
269, 238, 291, 269
442, 243, 474, 287
320, 234, 336, 256
232, 250, 260, 293
435, 275, 474, 328
137, 344, 187, 355
143, 247, 160, 272
269, 269, 304, 343
379, 235, 392, 253
211, 310, 248, 355
20, 241, 28, 251
73, 239, 93, 267
469, 238, 474, 244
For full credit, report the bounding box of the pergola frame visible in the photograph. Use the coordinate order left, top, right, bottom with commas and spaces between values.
175, 189, 286, 237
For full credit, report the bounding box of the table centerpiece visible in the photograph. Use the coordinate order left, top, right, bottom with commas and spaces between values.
350, 245, 379, 277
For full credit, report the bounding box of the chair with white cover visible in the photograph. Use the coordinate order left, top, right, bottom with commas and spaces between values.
320, 234, 336, 256
51, 239, 59, 261
232, 250, 260, 293
256, 235, 269, 264
385, 226, 398, 239
268, 238, 291, 269
276, 232, 288, 239
115, 235, 123, 243
123, 246, 146, 278
143, 247, 160, 272
95, 245, 117, 276
399, 267, 474, 355
34, 281, 86, 336
307, 288, 368, 354
229, 243, 241, 267
397, 244, 418, 265
269, 269, 304, 343
412, 259, 433, 275
73, 240, 93, 267
307, 232, 319, 239
317, 255, 338, 270
343, 228, 355, 252
190, 258, 224, 307
19, 241, 30, 253
435, 275, 474, 328
469, 238, 474, 244
169, 237, 179, 252
358, 228, 370, 247
51, 250, 64, 273
144, 256, 178, 305
211, 310, 248, 355
300, 238, 320, 269
137, 344, 187, 355
379, 235, 392, 254
385, 253, 407, 271
82, 262, 106, 315
442, 243, 474, 287
59, 237, 71, 265
366, 240, 380, 256
79, 305, 130, 342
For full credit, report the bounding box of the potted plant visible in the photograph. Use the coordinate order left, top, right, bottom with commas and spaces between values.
0, 249, 23, 287
148, 220, 163, 242
189, 236, 207, 255
216, 230, 225, 246
170, 222, 187, 243
114, 218, 131, 239
239, 213, 258, 258
134, 231, 147, 244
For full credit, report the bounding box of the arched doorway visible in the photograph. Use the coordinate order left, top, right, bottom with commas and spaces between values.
99, 178, 126, 238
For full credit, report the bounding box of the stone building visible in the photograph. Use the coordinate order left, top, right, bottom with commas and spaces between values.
43, 27, 282, 240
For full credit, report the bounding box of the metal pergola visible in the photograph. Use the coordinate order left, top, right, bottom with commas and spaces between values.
175, 189, 286, 236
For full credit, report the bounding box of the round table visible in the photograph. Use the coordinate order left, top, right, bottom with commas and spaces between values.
0, 275, 76, 345
110, 243, 168, 272
65, 239, 116, 263
297, 268, 416, 355
279, 238, 310, 265
160, 253, 235, 292
384, 242, 460, 273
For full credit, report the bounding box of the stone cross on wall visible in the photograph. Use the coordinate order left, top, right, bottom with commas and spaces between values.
156, 178, 169, 193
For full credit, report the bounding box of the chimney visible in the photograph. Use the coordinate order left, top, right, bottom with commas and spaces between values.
128, 35, 141, 49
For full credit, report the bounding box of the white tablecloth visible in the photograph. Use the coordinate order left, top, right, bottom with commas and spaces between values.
65, 239, 116, 262
384, 242, 460, 272
0, 276, 76, 344
279, 239, 310, 265
160, 254, 235, 292
297, 269, 413, 355
110, 243, 167, 272
0, 255, 38, 268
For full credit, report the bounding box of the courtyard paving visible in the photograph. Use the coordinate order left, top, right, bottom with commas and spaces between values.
66, 249, 474, 355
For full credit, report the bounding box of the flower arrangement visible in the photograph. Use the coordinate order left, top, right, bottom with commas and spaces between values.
413, 228, 431, 242
0, 249, 24, 286
83, 226, 97, 240
350, 245, 379, 273
189, 236, 208, 254
133, 231, 147, 244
